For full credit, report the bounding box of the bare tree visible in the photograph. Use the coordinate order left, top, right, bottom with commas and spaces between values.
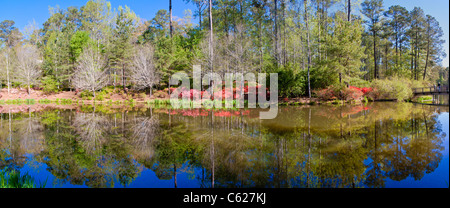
72, 45, 108, 99
73, 111, 110, 155
130, 116, 159, 159
130, 44, 160, 96
226, 24, 256, 74
15, 44, 42, 95
196, 32, 222, 75
17, 108, 44, 154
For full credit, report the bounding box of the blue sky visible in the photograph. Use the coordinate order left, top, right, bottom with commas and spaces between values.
375, 0, 449, 67
0, 0, 448, 67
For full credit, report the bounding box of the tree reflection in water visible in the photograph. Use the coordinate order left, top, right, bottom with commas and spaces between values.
0, 102, 447, 188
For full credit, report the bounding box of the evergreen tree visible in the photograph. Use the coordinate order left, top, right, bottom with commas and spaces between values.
362, 0, 384, 80
325, 12, 366, 84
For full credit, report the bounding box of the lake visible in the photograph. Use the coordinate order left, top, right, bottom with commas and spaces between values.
0, 102, 448, 188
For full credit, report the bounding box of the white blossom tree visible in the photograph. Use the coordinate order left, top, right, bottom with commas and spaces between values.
72, 45, 108, 99
130, 44, 160, 96
15, 44, 42, 95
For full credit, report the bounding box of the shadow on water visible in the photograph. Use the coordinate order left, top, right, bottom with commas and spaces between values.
0, 102, 448, 188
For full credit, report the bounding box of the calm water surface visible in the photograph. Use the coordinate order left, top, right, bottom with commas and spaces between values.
0, 102, 448, 188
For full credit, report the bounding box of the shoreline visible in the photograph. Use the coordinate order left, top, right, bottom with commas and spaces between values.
1, 89, 447, 108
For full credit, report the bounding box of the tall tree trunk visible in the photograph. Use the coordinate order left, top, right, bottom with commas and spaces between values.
114, 71, 116, 90
259, 18, 263, 74
385, 42, 388, 75
395, 22, 399, 66
274, 0, 279, 66
305, 0, 311, 98
318, 3, 321, 62
123, 63, 126, 94
414, 31, 419, 80
6, 52, 10, 94
414, 39, 418, 80
55, 50, 60, 90
168, 0, 174, 94
373, 31, 377, 79
199, 6, 202, 28
209, 0, 214, 76
410, 48, 414, 80
423, 38, 430, 80
170, 0, 173, 38
283, 1, 287, 65
400, 33, 403, 64
348, 0, 351, 22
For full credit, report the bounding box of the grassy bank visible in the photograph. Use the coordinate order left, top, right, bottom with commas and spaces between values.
0, 168, 46, 188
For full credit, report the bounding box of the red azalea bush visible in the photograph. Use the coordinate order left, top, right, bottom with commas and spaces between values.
341, 87, 364, 101
316, 85, 375, 101
170, 82, 270, 101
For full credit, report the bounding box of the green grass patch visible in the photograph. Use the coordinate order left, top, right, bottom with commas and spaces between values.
417, 96, 433, 104
0, 168, 47, 188
38, 99, 52, 104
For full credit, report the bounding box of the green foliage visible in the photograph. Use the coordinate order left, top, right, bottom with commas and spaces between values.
70, 30, 91, 62
25, 99, 36, 105
38, 99, 52, 104
0, 168, 46, 188
417, 96, 433, 104
60, 99, 73, 105
95, 93, 105, 101
274, 65, 305, 98
309, 65, 339, 90
348, 77, 371, 88
370, 77, 413, 101
41, 76, 61, 94
323, 12, 366, 83
80, 90, 94, 100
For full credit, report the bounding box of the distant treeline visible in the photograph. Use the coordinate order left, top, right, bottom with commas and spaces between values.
0, 0, 448, 98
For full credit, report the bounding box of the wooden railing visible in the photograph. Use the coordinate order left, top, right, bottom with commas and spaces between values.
413, 85, 449, 95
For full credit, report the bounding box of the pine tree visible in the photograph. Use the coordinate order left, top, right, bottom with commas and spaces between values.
325, 12, 366, 84
362, 0, 384, 80
423, 15, 445, 80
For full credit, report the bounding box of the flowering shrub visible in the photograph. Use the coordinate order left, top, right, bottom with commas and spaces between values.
341, 87, 364, 101
316, 85, 374, 101
349, 86, 373, 95
170, 82, 270, 101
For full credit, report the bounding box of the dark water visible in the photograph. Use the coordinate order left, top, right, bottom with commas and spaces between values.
0, 102, 448, 188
